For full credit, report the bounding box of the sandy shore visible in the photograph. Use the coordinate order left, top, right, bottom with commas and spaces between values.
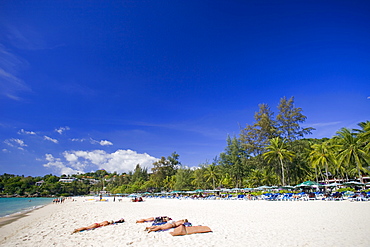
0, 197, 369, 247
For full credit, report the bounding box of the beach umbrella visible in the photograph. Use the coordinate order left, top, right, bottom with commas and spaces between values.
280, 185, 295, 189
128, 194, 139, 197
343, 181, 364, 186
323, 182, 342, 187
295, 181, 321, 187
194, 189, 204, 193
186, 191, 197, 194
255, 185, 272, 190
170, 191, 183, 194
231, 188, 242, 192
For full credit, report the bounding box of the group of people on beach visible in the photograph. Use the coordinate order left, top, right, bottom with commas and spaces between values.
72, 216, 212, 236
52, 197, 66, 204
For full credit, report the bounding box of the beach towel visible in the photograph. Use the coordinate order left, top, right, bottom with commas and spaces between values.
170, 225, 212, 236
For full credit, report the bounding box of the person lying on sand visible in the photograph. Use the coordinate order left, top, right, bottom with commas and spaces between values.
136, 216, 171, 223
145, 219, 187, 233
72, 218, 125, 234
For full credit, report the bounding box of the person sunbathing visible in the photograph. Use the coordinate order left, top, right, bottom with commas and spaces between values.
145, 219, 188, 233
72, 218, 125, 234
136, 216, 171, 223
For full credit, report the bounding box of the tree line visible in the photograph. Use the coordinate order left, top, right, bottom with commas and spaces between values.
1, 97, 369, 197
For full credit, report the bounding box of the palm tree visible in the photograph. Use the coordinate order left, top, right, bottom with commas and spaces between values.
191, 168, 206, 189
204, 164, 220, 189
263, 137, 295, 186
260, 167, 278, 186
335, 128, 370, 183
356, 121, 370, 152
308, 141, 337, 183
246, 169, 263, 187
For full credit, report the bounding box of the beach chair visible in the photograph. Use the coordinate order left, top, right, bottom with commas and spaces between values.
308, 192, 317, 200
237, 194, 245, 200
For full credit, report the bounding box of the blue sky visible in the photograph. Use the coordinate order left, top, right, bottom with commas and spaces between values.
1, 1, 369, 176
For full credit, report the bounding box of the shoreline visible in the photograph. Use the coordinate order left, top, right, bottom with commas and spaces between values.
0, 202, 51, 228
0, 197, 369, 246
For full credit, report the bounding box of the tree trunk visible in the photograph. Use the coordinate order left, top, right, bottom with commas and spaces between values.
279, 158, 285, 186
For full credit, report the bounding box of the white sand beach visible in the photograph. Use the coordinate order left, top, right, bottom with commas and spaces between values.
0, 197, 369, 247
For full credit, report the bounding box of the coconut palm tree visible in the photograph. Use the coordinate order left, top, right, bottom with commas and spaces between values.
356, 121, 370, 152
263, 137, 295, 186
204, 164, 220, 189
308, 141, 337, 183
191, 167, 206, 189
335, 128, 370, 183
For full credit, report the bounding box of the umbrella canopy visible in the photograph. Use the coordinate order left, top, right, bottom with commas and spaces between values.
231, 188, 242, 192
205, 189, 220, 192
194, 189, 204, 193
343, 181, 364, 186
243, 188, 253, 191
280, 185, 295, 189
323, 182, 342, 187
170, 191, 183, 194
295, 181, 321, 187
128, 194, 140, 197
255, 185, 273, 190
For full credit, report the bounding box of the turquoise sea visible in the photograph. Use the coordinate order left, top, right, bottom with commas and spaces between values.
0, 197, 53, 218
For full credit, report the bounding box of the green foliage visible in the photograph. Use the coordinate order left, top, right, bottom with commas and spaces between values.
337, 187, 355, 193
276, 96, 314, 141
174, 168, 193, 191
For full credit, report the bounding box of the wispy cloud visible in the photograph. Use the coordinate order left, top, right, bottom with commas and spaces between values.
44, 136, 58, 144
309, 121, 342, 127
71, 138, 84, 142
4, 138, 27, 150
18, 129, 36, 135
4, 24, 48, 51
55, 126, 70, 135
70, 137, 113, 146
0, 45, 30, 100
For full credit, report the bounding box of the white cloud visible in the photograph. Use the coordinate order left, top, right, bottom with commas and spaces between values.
44, 136, 58, 144
4, 138, 27, 150
98, 140, 113, 146
43, 149, 159, 175
55, 126, 70, 134
18, 129, 36, 135
70, 138, 113, 146
2, 149, 9, 153
43, 154, 83, 175
90, 138, 113, 146
71, 138, 84, 142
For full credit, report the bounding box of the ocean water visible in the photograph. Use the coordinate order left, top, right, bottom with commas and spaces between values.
0, 197, 53, 218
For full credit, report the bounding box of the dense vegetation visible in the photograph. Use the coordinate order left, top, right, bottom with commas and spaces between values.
1, 97, 369, 197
